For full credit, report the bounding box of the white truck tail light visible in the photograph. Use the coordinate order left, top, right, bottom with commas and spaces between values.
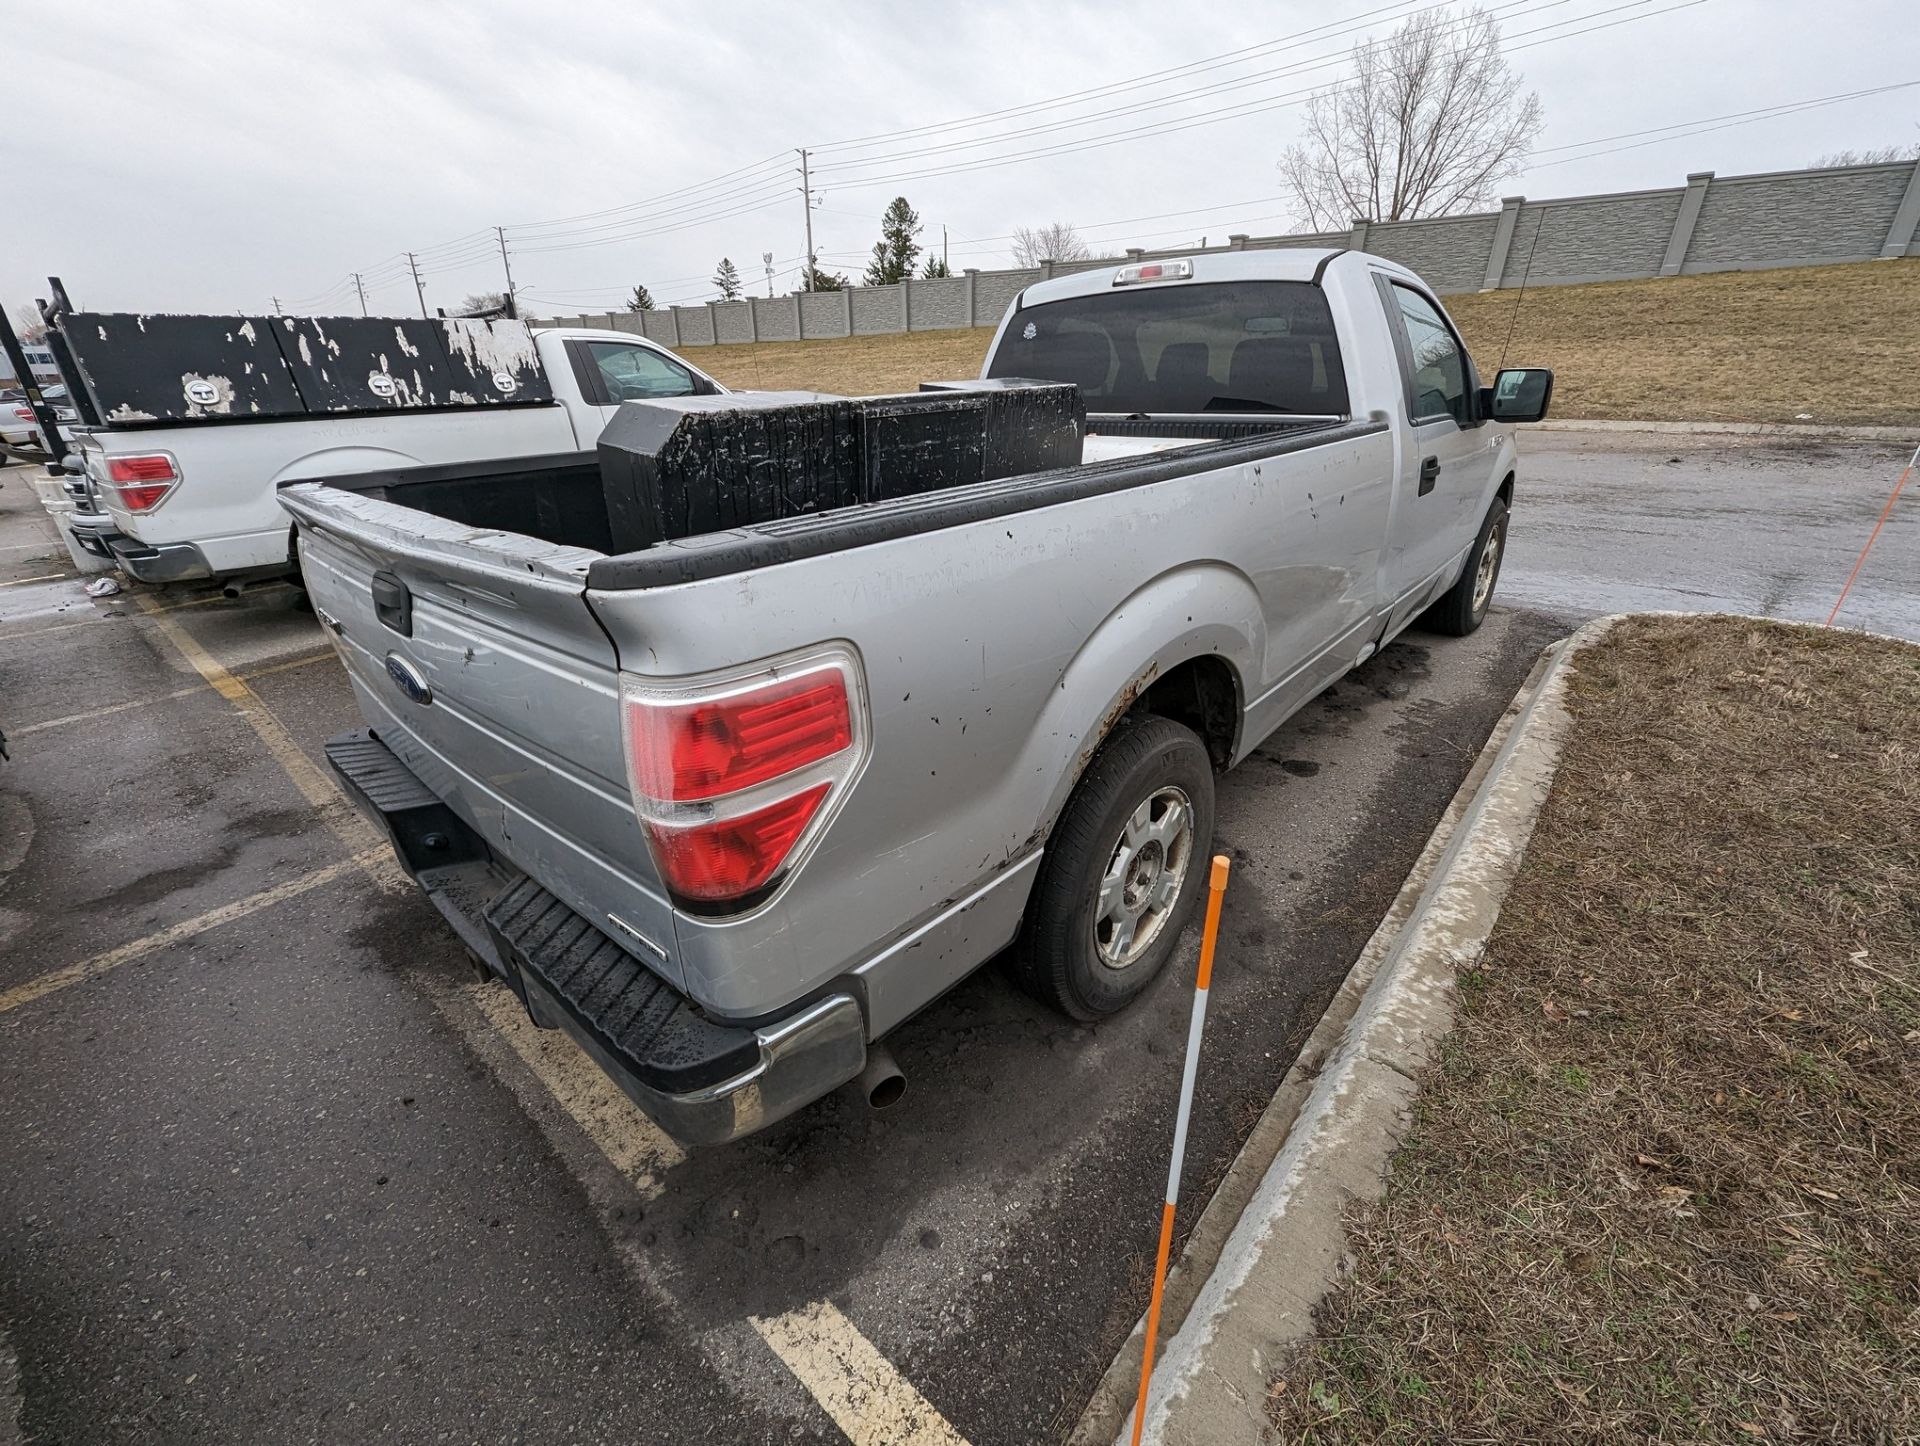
1112, 259, 1194, 286
620, 646, 869, 909
98, 452, 181, 512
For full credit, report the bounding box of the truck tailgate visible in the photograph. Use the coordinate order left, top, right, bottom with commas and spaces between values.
280, 482, 682, 986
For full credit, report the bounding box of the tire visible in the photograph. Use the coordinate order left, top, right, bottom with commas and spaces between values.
1422, 497, 1509, 637
1012, 714, 1216, 1021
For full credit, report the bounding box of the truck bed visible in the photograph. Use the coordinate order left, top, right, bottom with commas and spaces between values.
290, 390, 1349, 585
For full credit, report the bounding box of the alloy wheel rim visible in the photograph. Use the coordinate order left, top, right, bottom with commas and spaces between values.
1473, 523, 1504, 612
1094, 785, 1195, 970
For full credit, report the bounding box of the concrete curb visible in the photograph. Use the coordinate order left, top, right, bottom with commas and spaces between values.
1535, 419, 1915, 441
1067, 629, 1577, 1446
1112, 614, 1625, 1445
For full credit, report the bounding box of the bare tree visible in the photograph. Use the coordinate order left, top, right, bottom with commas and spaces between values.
1812, 141, 1920, 167
13, 307, 48, 345
454, 291, 509, 318
1279, 6, 1542, 229
1012, 222, 1092, 267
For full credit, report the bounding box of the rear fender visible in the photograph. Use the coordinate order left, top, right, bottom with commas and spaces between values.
1015, 562, 1259, 850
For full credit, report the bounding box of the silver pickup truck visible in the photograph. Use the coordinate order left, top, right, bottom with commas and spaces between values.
282, 249, 1552, 1144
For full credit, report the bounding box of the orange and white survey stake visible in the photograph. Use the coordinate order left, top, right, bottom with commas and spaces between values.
1127, 852, 1232, 1446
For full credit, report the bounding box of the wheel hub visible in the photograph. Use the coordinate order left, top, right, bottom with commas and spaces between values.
1095, 786, 1194, 970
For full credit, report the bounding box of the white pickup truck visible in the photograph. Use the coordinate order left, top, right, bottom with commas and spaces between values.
43, 312, 722, 586
286, 248, 1553, 1143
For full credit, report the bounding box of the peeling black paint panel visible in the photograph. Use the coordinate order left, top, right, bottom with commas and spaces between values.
274, 316, 457, 411
63, 312, 305, 422
594, 383, 1085, 553
439, 319, 554, 405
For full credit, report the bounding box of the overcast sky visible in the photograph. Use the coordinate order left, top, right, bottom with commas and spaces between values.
5, 0, 1915, 321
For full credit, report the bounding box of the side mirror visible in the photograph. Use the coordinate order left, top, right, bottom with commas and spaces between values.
1480, 367, 1553, 424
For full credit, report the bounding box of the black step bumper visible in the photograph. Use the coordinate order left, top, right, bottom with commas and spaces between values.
324, 729, 866, 1144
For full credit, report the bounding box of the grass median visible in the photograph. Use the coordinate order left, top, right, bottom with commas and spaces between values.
1266, 615, 1920, 1442
675, 257, 1920, 426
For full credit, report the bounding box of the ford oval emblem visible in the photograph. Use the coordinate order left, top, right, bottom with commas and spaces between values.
384, 652, 432, 706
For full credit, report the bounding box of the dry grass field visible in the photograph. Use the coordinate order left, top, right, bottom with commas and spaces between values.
675, 257, 1920, 426
1268, 616, 1920, 1441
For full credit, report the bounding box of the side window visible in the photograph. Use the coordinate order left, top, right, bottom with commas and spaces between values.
1389, 286, 1469, 427
588, 342, 696, 402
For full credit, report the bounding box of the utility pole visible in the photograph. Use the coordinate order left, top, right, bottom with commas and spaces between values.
943, 224, 949, 272
495, 226, 517, 319
407, 252, 428, 319
352, 272, 368, 316
797, 147, 815, 291
271, 296, 284, 315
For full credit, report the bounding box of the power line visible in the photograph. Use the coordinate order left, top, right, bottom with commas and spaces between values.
1524, 79, 1920, 169
810, 0, 1562, 176
809, 0, 1433, 153
812, 0, 1699, 190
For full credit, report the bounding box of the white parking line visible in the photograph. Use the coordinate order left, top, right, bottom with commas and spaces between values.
0, 855, 374, 1015
753, 1302, 971, 1446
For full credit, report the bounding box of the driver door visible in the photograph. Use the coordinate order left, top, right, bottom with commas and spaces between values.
1375, 277, 1488, 623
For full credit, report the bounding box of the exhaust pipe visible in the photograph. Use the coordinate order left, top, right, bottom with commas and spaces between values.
220, 578, 252, 600
857, 1042, 906, 1110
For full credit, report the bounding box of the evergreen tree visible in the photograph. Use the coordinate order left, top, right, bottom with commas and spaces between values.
712, 258, 743, 301
922, 256, 952, 279
863, 197, 922, 286
625, 284, 656, 312
802, 265, 847, 292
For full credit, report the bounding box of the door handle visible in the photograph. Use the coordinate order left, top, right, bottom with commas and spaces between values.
370, 570, 413, 637
1418, 456, 1440, 496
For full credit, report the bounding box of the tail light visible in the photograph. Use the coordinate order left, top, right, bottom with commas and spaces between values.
11, 406, 31, 421
621, 646, 868, 911
97, 452, 180, 513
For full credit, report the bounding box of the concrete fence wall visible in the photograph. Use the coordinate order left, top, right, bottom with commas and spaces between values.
534, 160, 1920, 346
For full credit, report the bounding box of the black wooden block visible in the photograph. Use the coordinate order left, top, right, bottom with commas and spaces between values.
595, 382, 1083, 553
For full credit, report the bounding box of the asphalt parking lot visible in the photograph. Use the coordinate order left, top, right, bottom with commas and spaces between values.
1, 428, 1914, 1445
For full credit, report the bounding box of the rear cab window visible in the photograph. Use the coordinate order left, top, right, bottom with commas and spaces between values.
987, 280, 1350, 417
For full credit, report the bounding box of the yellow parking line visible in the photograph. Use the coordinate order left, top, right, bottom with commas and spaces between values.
9, 649, 337, 738
466, 979, 686, 1190
135, 595, 694, 1201
0, 855, 373, 1015
752, 1302, 971, 1446
133, 595, 403, 893
0, 573, 65, 587
0, 591, 238, 643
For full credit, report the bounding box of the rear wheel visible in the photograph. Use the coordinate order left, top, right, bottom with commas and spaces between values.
1013, 715, 1216, 1021
1423, 498, 1508, 637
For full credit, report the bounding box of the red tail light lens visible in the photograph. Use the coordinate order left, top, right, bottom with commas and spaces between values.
642, 784, 830, 902
630, 672, 852, 802
99, 453, 180, 513
107, 455, 178, 484
621, 648, 868, 910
